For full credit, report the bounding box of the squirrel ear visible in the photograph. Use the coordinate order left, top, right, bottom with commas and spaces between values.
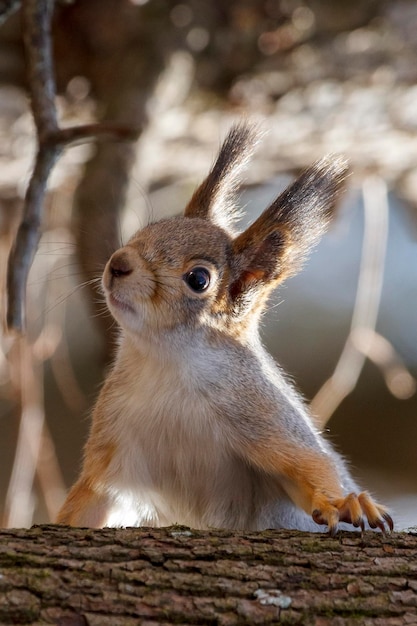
184, 123, 259, 231
230, 155, 349, 301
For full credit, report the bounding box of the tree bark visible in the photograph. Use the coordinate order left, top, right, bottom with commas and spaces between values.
0, 525, 416, 625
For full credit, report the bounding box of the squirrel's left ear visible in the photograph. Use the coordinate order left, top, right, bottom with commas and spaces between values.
184, 123, 259, 231
230, 155, 349, 301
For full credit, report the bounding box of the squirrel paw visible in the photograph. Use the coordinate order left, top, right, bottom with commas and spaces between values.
312, 491, 394, 536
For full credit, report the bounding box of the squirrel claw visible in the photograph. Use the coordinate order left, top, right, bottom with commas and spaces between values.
383, 511, 394, 532
312, 491, 393, 534
370, 511, 394, 534
312, 509, 325, 525
357, 491, 393, 533
352, 515, 365, 531
328, 522, 338, 538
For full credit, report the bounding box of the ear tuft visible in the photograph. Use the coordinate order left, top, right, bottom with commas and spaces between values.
230, 154, 349, 306
184, 122, 261, 231
273, 154, 349, 243
249, 153, 349, 277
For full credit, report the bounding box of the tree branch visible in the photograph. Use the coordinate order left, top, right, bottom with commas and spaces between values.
6, 0, 139, 334
7, 146, 58, 331
0, 525, 415, 624
50, 122, 140, 146
22, 0, 58, 138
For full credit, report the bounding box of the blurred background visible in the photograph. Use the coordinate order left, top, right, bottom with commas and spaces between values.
0, 0, 416, 530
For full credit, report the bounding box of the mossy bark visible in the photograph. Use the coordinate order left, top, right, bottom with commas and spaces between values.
0, 525, 416, 624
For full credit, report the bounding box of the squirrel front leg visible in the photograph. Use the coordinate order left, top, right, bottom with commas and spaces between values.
57, 433, 116, 527
57, 478, 113, 527
237, 431, 393, 534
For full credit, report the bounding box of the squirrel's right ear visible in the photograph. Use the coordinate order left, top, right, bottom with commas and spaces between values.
184, 123, 259, 231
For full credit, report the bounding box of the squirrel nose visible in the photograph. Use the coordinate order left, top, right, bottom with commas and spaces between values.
109, 251, 133, 278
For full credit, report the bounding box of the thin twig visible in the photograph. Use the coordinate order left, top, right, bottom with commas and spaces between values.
51, 123, 140, 146
2, 334, 66, 526
351, 328, 416, 400
310, 176, 390, 427
2, 338, 44, 527
36, 422, 67, 522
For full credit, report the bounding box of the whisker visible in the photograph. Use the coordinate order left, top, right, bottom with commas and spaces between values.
37, 240, 77, 247
266, 298, 284, 312
129, 177, 155, 229
40, 278, 103, 319
90, 307, 114, 321
36, 244, 77, 253
29, 272, 88, 287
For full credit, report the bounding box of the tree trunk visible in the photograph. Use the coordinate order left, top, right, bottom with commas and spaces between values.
0, 525, 416, 625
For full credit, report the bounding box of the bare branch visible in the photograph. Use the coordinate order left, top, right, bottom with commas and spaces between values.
2, 338, 44, 527
36, 422, 67, 522
310, 176, 390, 427
51, 122, 140, 146
351, 328, 416, 400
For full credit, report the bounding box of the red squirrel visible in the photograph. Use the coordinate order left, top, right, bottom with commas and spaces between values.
58, 124, 393, 534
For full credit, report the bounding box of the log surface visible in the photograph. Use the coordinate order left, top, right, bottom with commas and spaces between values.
0, 525, 416, 625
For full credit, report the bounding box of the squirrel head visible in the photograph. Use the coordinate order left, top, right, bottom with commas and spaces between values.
102, 123, 348, 340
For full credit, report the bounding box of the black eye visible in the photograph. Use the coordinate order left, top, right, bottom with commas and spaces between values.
184, 267, 211, 292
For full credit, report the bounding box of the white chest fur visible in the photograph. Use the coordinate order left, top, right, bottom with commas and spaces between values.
100, 332, 265, 529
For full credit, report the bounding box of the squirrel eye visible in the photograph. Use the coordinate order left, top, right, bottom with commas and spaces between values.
184, 267, 211, 293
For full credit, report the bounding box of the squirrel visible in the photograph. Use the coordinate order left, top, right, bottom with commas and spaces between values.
57, 123, 393, 534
